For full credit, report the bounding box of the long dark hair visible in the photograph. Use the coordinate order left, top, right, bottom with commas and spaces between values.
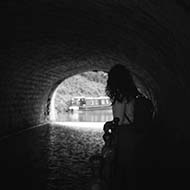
106, 64, 140, 103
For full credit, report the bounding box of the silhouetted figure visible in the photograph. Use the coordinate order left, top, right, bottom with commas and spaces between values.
101, 118, 119, 187
105, 64, 154, 190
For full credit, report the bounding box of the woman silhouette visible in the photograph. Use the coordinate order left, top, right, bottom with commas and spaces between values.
105, 64, 154, 189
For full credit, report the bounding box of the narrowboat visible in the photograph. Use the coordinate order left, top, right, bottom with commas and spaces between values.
68, 96, 112, 111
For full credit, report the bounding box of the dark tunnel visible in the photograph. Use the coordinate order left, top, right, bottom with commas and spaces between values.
0, 0, 190, 189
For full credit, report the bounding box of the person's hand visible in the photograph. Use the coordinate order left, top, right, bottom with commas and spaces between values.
103, 121, 113, 132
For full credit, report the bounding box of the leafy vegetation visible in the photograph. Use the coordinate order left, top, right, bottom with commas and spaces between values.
54, 71, 108, 114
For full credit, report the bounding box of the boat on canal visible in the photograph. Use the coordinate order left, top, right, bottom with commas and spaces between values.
68, 96, 112, 111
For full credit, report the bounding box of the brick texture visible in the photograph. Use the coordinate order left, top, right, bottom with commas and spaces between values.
0, 1, 190, 141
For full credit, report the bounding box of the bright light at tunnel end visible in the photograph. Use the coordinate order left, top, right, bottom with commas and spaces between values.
48, 70, 111, 131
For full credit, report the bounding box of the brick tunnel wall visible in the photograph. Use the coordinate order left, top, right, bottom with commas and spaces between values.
0, 0, 190, 145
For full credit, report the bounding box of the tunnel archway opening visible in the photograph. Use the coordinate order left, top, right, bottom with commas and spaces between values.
46, 65, 157, 128
48, 70, 113, 129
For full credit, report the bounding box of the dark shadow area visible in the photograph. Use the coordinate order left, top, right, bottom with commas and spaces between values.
0, 1, 190, 190
0, 125, 50, 190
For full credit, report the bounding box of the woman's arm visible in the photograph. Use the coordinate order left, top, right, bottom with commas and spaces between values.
112, 100, 125, 125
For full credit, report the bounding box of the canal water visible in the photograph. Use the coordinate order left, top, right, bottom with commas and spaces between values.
57, 109, 113, 122
0, 110, 113, 190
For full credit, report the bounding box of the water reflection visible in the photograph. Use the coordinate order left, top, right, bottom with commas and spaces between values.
58, 110, 113, 122
48, 124, 104, 189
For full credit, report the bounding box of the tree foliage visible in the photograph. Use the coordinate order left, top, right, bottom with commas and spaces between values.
54, 71, 108, 114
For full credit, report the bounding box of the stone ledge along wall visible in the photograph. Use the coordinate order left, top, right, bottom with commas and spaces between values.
0, 0, 190, 166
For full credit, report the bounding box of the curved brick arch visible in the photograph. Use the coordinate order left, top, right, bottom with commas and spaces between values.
0, 0, 190, 143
